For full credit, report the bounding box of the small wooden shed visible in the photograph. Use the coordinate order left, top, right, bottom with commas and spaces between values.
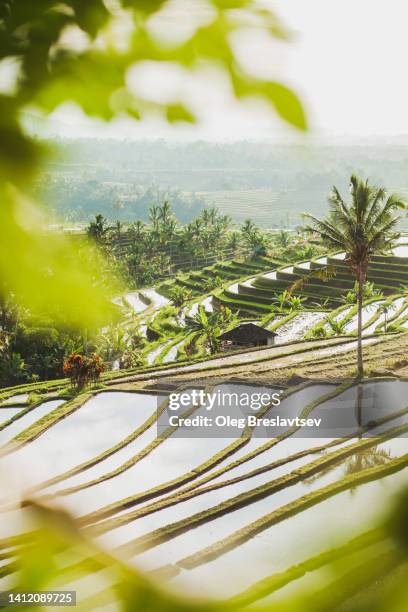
219, 323, 277, 349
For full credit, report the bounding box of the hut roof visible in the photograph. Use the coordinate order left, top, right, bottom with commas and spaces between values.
219, 323, 277, 343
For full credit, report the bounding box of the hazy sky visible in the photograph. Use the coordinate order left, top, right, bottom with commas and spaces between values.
30, 0, 408, 141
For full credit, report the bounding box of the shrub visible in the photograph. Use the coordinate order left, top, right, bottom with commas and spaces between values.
168, 286, 193, 306
0, 350, 28, 386
120, 351, 145, 369
13, 325, 76, 382
309, 326, 328, 339
63, 352, 105, 389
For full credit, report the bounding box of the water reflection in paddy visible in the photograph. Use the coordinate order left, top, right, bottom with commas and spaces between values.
0, 394, 29, 405
166, 469, 407, 600
60, 384, 278, 516
0, 400, 65, 447
4, 393, 159, 489
310, 380, 408, 437
100, 412, 407, 558
0, 407, 21, 425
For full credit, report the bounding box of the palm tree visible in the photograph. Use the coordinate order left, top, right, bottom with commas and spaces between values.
276, 229, 290, 248
304, 445, 392, 486
379, 302, 391, 333
303, 175, 406, 377
87, 214, 108, 243
187, 305, 221, 354
186, 305, 236, 354
130, 220, 146, 243
115, 220, 122, 240
157, 201, 177, 244
227, 231, 240, 257
343, 446, 392, 478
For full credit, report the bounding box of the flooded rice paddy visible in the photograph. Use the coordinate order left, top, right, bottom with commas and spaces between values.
0, 379, 407, 601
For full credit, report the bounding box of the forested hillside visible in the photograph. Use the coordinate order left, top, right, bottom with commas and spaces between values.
36, 138, 408, 227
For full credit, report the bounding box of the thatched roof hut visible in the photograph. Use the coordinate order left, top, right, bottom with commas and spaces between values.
219, 323, 277, 348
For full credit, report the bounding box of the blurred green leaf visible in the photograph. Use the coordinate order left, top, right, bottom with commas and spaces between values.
69, 0, 109, 37
261, 81, 307, 130
4, 487, 408, 612
36, 51, 127, 119
211, 0, 251, 8
166, 103, 195, 123
0, 0, 307, 331
191, 18, 235, 64
0, 185, 120, 330
120, 0, 168, 14
232, 73, 307, 130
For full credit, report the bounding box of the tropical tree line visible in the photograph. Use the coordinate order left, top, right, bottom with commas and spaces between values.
87, 203, 277, 287
2, 176, 405, 386
87, 202, 326, 289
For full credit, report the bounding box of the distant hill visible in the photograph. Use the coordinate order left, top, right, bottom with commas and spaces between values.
37, 138, 408, 227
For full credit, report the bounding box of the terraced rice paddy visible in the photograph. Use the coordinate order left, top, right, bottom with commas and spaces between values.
146, 339, 174, 365
217, 251, 408, 316
274, 312, 325, 343
0, 399, 65, 447
195, 188, 312, 226
0, 393, 29, 405
210, 250, 408, 349
188, 296, 214, 316
1, 245, 408, 604
343, 301, 385, 334
0, 378, 407, 603
162, 339, 186, 364
0, 407, 22, 425
1, 393, 159, 490
124, 292, 149, 313
109, 247, 408, 374
121, 288, 170, 315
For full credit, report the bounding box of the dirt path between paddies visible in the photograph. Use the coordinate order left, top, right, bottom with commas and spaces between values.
107, 337, 381, 385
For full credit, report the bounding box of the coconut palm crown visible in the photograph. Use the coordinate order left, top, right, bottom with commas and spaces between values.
302, 174, 406, 377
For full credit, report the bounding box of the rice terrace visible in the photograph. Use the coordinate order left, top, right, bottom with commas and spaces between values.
2, 0, 408, 610
2, 186, 408, 608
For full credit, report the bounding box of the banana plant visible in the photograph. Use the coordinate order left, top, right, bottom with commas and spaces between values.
325, 316, 347, 335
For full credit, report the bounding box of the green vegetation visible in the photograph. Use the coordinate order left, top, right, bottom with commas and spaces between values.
0, 0, 304, 340
2, 1, 408, 610
88, 203, 271, 287
342, 280, 384, 304
34, 141, 408, 230
2, 376, 408, 612
303, 174, 406, 376
63, 352, 105, 390
186, 305, 237, 355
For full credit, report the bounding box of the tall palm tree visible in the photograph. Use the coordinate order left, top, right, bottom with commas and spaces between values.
303, 175, 406, 377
